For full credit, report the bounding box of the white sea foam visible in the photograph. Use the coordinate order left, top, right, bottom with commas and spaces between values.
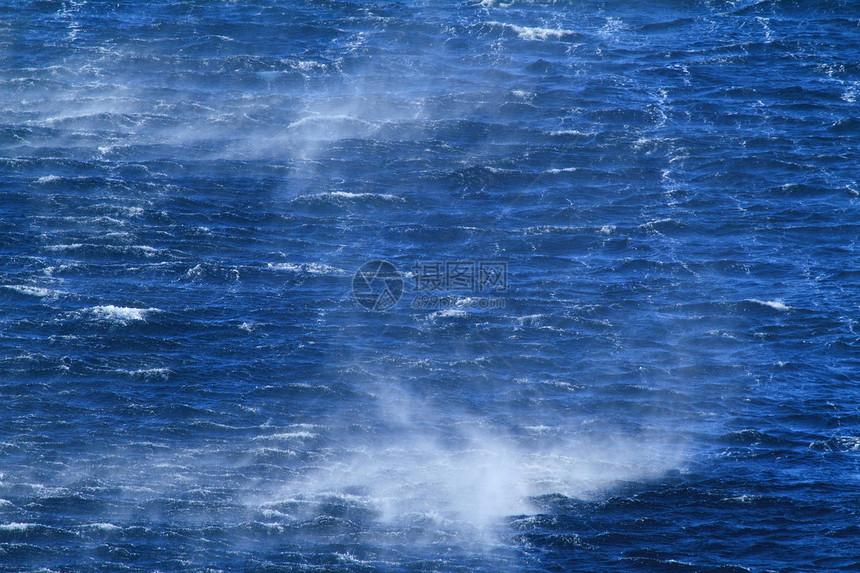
524, 425, 554, 433
429, 309, 469, 319
293, 191, 404, 203
45, 243, 84, 252
0, 522, 37, 531
331, 191, 401, 201
254, 431, 317, 440
489, 22, 574, 41
42, 263, 77, 276
87, 305, 159, 322
639, 217, 675, 229
293, 60, 326, 72
44, 243, 161, 256
2, 284, 64, 298
548, 129, 592, 136
129, 245, 160, 256
81, 522, 122, 531
287, 114, 372, 130
118, 367, 171, 378
745, 299, 790, 311
266, 262, 347, 275
185, 264, 204, 278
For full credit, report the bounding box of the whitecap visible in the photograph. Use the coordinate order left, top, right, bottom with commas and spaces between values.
118, 367, 171, 378
129, 245, 160, 256
293, 191, 404, 203
639, 217, 675, 229
266, 262, 347, 275
0, 522, 37, 531
2, 284, 63, 298
745, 299, 790, 311
87, 305, 159, 322
45, 243, 84, 252
489, 22, 575, 41
81, 522, 122, 532
185, 264, 204, 278
293, 60, 326, 72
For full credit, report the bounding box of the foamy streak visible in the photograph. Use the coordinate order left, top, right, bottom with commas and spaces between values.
266, 262, 347, 275
745, 298, 790, 311
117, 367, 171, 378
291, 191, 405, 203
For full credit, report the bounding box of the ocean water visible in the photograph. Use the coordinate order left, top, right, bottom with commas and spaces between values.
1, 0, 858, 571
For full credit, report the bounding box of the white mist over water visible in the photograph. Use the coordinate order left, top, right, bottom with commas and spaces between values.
271, 425, 683, 528
256, 374, 687, 536
2, 2, 696, 551
230, 21, 689, 536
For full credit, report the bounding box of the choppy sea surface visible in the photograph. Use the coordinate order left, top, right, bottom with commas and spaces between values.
1, 1, 859, 571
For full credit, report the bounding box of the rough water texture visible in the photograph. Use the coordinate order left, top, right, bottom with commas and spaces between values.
1, 1, 858, 571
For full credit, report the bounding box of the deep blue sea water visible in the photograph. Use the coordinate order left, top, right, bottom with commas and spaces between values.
1, 1, 858, 571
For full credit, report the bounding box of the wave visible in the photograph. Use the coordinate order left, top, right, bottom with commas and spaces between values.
79, 522, 122, 532
86, 305, 160, 323
487, 21, 577, 41
1, 284, 64, 298
0, 522, 38, 531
